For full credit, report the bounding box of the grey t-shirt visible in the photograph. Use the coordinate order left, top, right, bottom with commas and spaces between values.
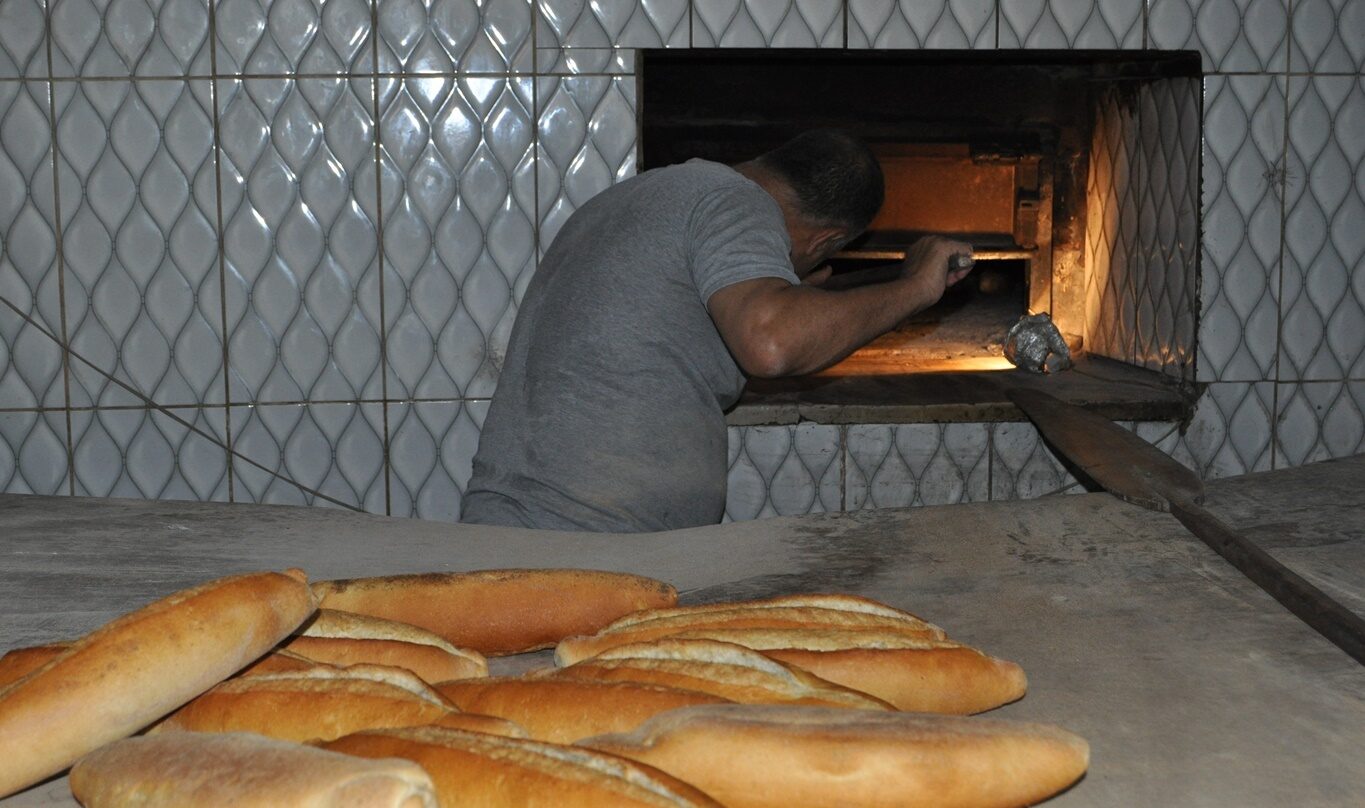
460, 160, 799, 532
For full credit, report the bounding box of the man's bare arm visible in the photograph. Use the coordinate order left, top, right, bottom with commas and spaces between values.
707, 236, 973, 378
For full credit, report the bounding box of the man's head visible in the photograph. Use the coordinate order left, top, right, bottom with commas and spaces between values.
739, 130, 885, 275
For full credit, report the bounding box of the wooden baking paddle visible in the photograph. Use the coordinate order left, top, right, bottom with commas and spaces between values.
1009, 388, 1365, 666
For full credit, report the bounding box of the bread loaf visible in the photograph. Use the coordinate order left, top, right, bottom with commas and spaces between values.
324, 725, 725, 807
543, 639, 892, 710
282, 609, 488, 682
0, 643, 69, 690
556, 604, 946, 665
69, 732, 437, 807
429, 710, 530, 738
667, 628, 1028, 714
580, 704, 1090, 808
236, 649, 325, 677
434, 677, 732, 743
312, 569, 677, 656
0, 570, 316, 798
154, 664, 463, 743
602, 594, 942, 632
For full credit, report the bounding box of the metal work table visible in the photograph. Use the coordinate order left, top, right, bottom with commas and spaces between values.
3, 456, 1363, 806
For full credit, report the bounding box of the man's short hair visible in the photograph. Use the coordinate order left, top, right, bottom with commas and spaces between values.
756, 130, 885, 233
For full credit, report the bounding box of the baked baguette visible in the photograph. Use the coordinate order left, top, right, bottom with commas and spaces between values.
602, 593, 941, 632
154, 664, 465, 743
434, 677, 732, 743
282, 609, 488, 682
324, 725, 724, 807
0, 643, 70, 690
556, 605, 946, 665
236, 649, 329, 677
69, 731, 437, 807
542, 639, 892, 710
579, 704, 1090, 808
311, 569, 677, 655
667, 628, 1028, 714
0, 570, 316, 798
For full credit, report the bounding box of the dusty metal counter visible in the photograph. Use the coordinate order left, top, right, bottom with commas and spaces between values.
3, 457, 1364, 806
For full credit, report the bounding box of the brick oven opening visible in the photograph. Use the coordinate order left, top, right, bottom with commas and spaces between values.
639, 50, 1203, 422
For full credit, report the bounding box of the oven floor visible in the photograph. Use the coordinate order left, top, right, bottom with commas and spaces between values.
731, 354, 1189, 425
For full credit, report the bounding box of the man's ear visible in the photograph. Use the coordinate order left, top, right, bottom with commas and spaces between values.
809, 227, 849, 258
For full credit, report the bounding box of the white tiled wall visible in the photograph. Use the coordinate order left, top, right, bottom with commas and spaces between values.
1, 0, 1362, 521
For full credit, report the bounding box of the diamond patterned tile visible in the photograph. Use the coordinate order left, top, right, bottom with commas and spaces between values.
387, 398, 487, 521
380, 76, 534, 400
1290, 0, 1365, 74
998, 0, 1142, 48
1133, 77, 1200, 383
0, 0, 48, 77
0, 80, 65, 409
845, 423, 990, 509
1199, 75, 1285, 384
537, 75, 635, 254
71, 406, 230, 499
1084, 89, 1142, 370
0, 409, 69, 494
1147, 0, 1288, 73
1175, 381, 1275, 479
692, 0, 844, 47
989, 421, 1082, 501
54, 80, 224, 409
538, 0, 688, 49
218, 76, 384, 403
215, 0, 372, 76
49, 0, 211, 76
725, 424, 840, 521
847, 0, 995, 48
1281, 75, 1365, 382
1276, 381, 1365, 468
535, 47, 635, 74
230, 401, 387, 510
377, 0, 532, 74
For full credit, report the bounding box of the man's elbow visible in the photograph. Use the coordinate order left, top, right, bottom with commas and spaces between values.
736, 337, 802, 379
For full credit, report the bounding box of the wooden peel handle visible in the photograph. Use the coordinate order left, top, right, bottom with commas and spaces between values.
1169, 498, 1365, 667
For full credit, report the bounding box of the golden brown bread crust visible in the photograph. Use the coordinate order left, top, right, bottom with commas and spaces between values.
763, 645, 1027, 715
579, 704, 1090, 808
0, 643, 70, 690
324, 725, 725, 807
0, 570, 316, 798
235, 649, 328, 678
284, 636, 486, 684
283, 609, 488, 683
543, 639, 893, 710
662, 628, 1028, 714
154, 665, 461, 743
70, 732, 437, 807
555, 605, 947, 665
602, 594, 942, 632
311, 569, 677, 655
434, 677, 732, 743
429, 710, 531, 738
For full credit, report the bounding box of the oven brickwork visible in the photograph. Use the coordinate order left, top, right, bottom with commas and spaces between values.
0, 0, 1361, 518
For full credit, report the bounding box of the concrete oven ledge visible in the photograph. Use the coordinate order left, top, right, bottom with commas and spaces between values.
725, 356, 1192, 426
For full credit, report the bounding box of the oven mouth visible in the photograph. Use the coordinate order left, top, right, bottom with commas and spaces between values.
640, 48, 1202, 423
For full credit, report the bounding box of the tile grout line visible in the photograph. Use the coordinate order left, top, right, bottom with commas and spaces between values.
370, 0, 391, 517
1271, 0, 1297, 469
40, 0, 75, 496
207, 0, 236, 502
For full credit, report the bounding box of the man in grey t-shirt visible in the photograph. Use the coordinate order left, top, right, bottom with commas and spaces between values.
461, 131, 972, 532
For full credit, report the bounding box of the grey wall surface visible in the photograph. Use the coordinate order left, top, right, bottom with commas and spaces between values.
0, 0, 1361, 522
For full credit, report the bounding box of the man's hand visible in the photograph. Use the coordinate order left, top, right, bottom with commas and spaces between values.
900, 236, 975, 304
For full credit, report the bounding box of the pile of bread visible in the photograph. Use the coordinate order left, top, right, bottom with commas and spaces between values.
0, 568, 1089, 807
